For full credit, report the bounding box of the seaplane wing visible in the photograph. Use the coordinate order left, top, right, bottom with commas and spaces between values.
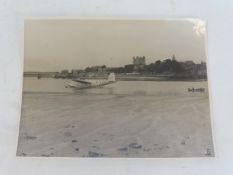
72, 79, 92, 85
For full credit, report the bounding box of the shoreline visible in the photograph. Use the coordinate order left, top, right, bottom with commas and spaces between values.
115, 77, 207, 82
24, 75, 207, 82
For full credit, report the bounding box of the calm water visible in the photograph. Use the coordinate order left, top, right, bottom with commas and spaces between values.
19, 78, 213, 157
23, 77, 209, 97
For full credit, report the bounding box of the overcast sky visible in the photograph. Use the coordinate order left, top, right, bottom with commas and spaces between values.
24, 19, 207, 71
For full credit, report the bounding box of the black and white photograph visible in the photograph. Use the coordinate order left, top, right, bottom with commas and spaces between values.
17, 18, 214, 157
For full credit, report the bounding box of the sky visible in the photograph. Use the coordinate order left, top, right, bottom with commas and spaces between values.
24, 19, 207, 71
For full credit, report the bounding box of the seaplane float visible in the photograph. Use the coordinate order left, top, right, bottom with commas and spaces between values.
68, 73, 116, 89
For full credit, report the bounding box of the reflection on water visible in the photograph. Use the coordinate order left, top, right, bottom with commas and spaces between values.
71, 87, 115, 95
23, 77, 209, 97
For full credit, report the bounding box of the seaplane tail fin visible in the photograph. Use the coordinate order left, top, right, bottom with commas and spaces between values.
108, 73, 115, 82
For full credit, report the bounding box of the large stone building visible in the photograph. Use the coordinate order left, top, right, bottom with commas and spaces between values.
132, 56, 146, 71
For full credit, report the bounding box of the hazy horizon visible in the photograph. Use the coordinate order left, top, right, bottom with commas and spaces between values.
24, 19, 207, 72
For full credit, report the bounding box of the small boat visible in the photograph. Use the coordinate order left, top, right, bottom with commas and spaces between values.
188, 88, 205, 92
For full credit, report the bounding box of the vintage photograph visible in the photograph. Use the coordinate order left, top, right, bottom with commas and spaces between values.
17, 19, 214, 157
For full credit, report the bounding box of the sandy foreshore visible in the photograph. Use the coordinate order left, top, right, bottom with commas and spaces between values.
17, 91, 214, 157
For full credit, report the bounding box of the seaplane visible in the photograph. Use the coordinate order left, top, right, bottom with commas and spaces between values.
68, 73, 116, 89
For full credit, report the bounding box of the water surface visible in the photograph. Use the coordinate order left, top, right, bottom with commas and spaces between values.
18, 78, 213, 157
